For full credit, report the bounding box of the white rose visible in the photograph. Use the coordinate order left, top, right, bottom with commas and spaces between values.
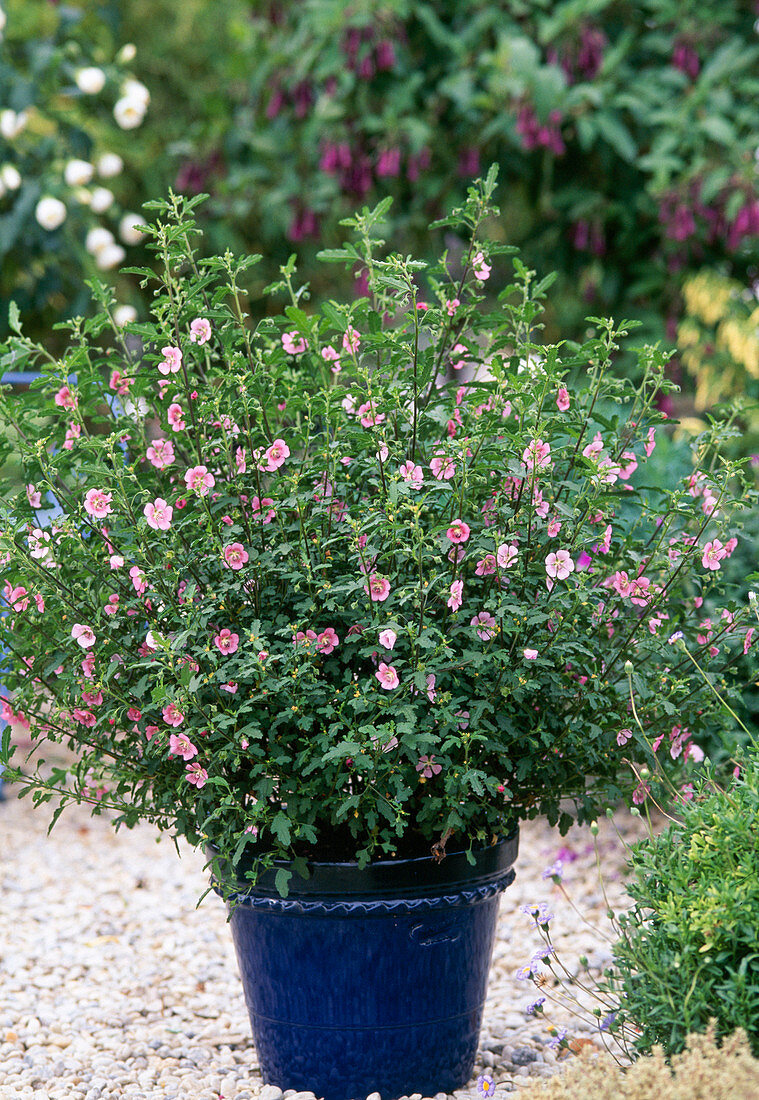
116, 43, 136, 64
35, 196, 67, 231
64, 158, 94, 187
75, 67, 106, 95
85, 226, 115, 255
95, 242, 126, 271
121, 78, 149, 108
96, 152, 123, 178
119, 212, 145, 245
0, 109, 28, 140
90, 186, 114, 214
0, 164, 21, 190
113, 304, 137, 327
113, 95, 145, 130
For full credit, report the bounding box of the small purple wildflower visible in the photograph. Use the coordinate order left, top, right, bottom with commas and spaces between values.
477, 1074, 495, 1097
515, 963, 534, 982
542, 859, 563, 881
547, 1026, 567, 1050
521, 902, 554, 925
526, 996, 546, 1016
531, 944, 555, 967
599, 1011, 617, 1032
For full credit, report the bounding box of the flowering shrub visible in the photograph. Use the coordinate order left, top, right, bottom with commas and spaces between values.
178, 0, 759, 344
0, 176, 754, 890
0, 2, 149, 340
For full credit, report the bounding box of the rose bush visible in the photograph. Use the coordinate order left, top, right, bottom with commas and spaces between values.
0, 174, 754, 893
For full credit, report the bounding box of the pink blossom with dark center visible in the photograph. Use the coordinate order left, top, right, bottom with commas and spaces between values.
223, 542, 249, 570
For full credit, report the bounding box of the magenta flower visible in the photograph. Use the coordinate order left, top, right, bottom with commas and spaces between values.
189, 318, 212, 345
416, 754, 442, 778
522, 438, 552, 471
214, 628, 239, 655
342, 326, 361, 354
702, 540, 726, 571
162, 702, 185, 727
446, 519, 471, 543
282, 331, 307, 355
366, 574, 391, 602
471, 610, 497, 640
185, 763, 208, 788
629, 576, 652, 606
317, 627, 339, 655
54, 384, 77, 409
84, 488, 113, 519
376, 662, 400, 689
167, 403, 186, 431
556, 387, 570, 411
294, 628, 317, 647
184, 464, 216, 496
223, 543, 249, 570
448, 580, 464, 611
545, 550, 575, 581
71, 623, 96, 649
644, 427, 656, 457
378, 628, 397, 650
262, 438, 290, 471
146, 438, 175, 469
399, 460, 424, 488
430, 452, 456, 480
169, 733, 198, 760
143, 497, 173, 530
159, 345, 182, 375
251, 495, 276, 524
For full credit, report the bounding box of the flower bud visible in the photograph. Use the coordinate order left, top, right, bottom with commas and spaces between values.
1, 163, 21, 190
624, 660, 634, 674
35, 196, 67, 231
640, 766, 650, 780
97, 152, 123, 179
64, 158, 94, 187
90, 186, 114, 214
75, 67, 106, 95
590, 820, 599, 835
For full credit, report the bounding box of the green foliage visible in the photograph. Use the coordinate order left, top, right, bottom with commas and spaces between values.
0, 179, 753, 889
612, 757, 759, 1057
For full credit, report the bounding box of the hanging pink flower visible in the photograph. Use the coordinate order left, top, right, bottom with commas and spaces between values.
84, 488, 113, 519
472, 251, 491, 281
426, 674, 437, 702
522, 439, 552, 471
223, 543, 249, 570
162, 702, 185, 727
63, 423, 81, 450
378, 628, 397, 650
129, 565, 148, 595
629, 576, 652, 606
54, 384, 77, 409
262, 438, 290, 471
159, 346, 182, 375
251, 495, 276, 524
342, 326, 361, 354
146, 438, 175, 469
357, 401, 385, 428
143, 497, 173, 530
471, 611, 497, 640
169, 733, 198, 760
475, 555, 497, 576
214, 628, 239, 655
26, 484, 42, 508
445, 298, 460, 316
446, 520, 470, 544
416, 754, 442, 778
451, 343, 469, 370
71, 623, 96, 649
73, 708, 96, 727
556, 387, 570, 411
617, 728, 633, 746
189, 318, 212, 345
184, 465, 216, 495
376, 662, 400, 689
321, 345, 341, 372
430, 452, 456, 480
185, 763, 208, 788
644, 427, 656, 457
366, 575, 391, 602
294, 628, 318, 647
167, 403, 186, 431
282, 331, 307, 355
545, 550, 575, 581
317, 627, 339, 655
399, 461, 424, 488
448, 580, 464, 611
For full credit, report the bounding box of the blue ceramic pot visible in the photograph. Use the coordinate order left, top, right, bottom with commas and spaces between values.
216, 831, 518, 1100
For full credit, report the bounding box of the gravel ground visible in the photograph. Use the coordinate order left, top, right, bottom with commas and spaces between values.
0, 785, 644, 1100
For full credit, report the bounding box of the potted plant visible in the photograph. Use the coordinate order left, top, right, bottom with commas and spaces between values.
0, 173, 753, 1100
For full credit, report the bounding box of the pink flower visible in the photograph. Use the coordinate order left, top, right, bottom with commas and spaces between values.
644, 427, 656, 457
81, 654, 96, 679
214, 628, 239, 655
416, 754, 442, 778
475, 555, 497, 576
167, 403, 186, 431
342, 326, 361, 354
251, 495, 276, 524
744, 628, 755, 655
294, 629, 317, 647
632, 782, 650, 806
54, 384, 78, 409
235, 446, 247, 474
282, 331, 307, 355
702, 539, 726, 571
379, 628, 397, 650
611, 570, 631, 597
169, 733, 198, 760
617, 728, 633, 746
357, 401, 385, 428
146, 438, 175, 469
522, 438, 552, 471
63, 422, 81, 449
159, 346, 182, 375
109, 372, 133, 398
447, 520, 471, 544
582, 432, 604, 460
366, 574, 391, 602
84, 488, 113, 519
185, 763, 208, 788
426, 674, 437, 702
629, 576, 652, 606
546, 518, 562, 537
376, 662, 400, 689
317, 627, 339, 655
262, 438, 290, 471
448, 580, 464, 611
556, 387, 570, 412
445, 298, 460, 316
321, 345, 341, 372
224, 543, 249, 570
619, 451, 638, 480
472, 251, 491, 281
129, 565, 147, 595
189, 318, 212, 345
73, 708, 96, 728
523, 648, 538, 660
545, 550, 575, 581
162, 702, 185, 727
80, 690, 102, 708
430, 452, 456, 480
144, 497, 173, 530
496, 543, 518, 569
471, 610, 497, 640
26, 484, 42, 509
104, 594, 119, 616
184, 465, 216, 496
451, 343, 469, 370
71, 623, 96, 649
399, 461, 424, 488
